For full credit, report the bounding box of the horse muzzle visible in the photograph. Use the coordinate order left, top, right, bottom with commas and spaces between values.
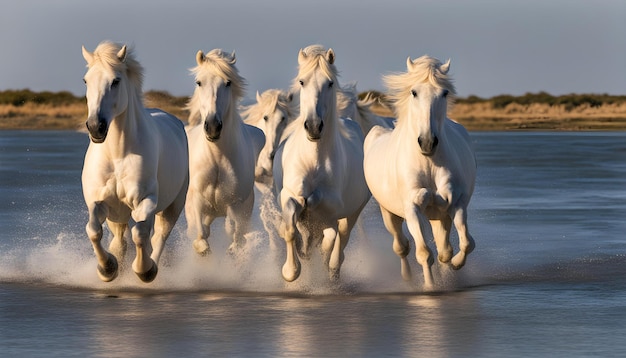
86, 118, 108, 143
304, 118, 323, 141
204, 117, 223, 142
418, 135, 439, 156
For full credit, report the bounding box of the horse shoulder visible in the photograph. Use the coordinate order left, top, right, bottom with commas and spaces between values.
363, 124, 393, 154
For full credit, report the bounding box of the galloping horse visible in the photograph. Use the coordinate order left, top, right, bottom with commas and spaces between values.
273, 45, 371, 282
185, 49, 265, 255
241, 89, 296, 185
81, 41, 189, 283
337, 83, 394, 136
364, 55, 477, 289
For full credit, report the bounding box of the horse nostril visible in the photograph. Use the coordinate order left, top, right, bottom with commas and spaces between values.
304, 121, 309, 131
98, 121, 107, 133
204, 121, 209, 132
433, 136, 439, 148
216, 121, 223, 132
318, 121, 323, 132
418, 137, 423, 146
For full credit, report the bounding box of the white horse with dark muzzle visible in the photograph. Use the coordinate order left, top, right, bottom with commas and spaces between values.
81, 41, 189, 283
364, 55, 477, 290
185, 49, 265, 256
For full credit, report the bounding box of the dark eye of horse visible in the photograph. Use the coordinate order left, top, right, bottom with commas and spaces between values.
263, 115, 269, 121
411, 90, 417, 98
443, 89, 449, 97
195, 81, 202, 87
225, 80, 231, 87
281, 116, 286, 122
112, 78, 120, 87
328, 81, 334, 88
299, 80, 304, 86
83, 78, 87, 85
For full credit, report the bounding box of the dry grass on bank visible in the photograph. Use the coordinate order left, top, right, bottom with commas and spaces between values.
2, 89, 626, 131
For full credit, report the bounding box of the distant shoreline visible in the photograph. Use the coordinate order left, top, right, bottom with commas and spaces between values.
2, 89, 626, 131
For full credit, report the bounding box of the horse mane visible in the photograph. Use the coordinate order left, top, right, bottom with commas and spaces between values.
89, 41, 144, 93
187, 49, 246, 126
241, 89, 296, 126
290, 44, 338, 93
383, 55, 456, 121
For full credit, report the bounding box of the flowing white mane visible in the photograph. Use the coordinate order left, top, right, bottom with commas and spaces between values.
186, 49, 246, 126
87, 41, 144, 93
383, 55, 456, 122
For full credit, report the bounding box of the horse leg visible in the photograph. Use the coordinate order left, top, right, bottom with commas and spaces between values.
107, 220, 128, 265
150, 186, 186, 266
450, 206, 475, 270
86, 202, 118, 282
186, 194, 213, 256
279, 194, 304, 282
225, 194, 254, 254
404, 188, 435, 289
130, 196, 158, 283
380, 207, 412, 282
431, 217, 453, 264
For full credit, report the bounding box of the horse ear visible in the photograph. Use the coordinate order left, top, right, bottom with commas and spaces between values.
82, 46, 93, 64
298, 48, 306, 65
117, 45, 127, 62
440, 59, 451, 74
256, 91, 262, 103
196, 50, 205, 65
327, 48, 335, 64
229, 51, 237, 64
406, 56, 415, 72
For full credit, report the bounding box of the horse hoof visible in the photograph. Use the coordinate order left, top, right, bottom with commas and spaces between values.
97, 254, 119, 282
193, 240, 211, 257
136, 261, 158, 283
282, 263, 301, 282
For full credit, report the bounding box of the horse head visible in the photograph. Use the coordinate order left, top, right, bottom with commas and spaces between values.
82, 42, 139, 143
295, 45, 338, 142
387, 55, 455, 156
190, 49, 245, 142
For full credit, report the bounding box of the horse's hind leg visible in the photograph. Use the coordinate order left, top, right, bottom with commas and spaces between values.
450, 206, 475, 270
107, 220, 128, 264
86, 202, 118, 282
380, 206, 412, 282
151, 194, 185, 268
225, 194, 254, 254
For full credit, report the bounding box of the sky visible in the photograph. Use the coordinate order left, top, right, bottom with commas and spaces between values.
1, 0, 625, 100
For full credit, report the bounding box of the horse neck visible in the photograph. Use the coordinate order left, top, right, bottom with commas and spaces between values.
105, 88, 146, 157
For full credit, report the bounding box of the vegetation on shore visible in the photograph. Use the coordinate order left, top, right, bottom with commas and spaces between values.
2, 89, 626, 131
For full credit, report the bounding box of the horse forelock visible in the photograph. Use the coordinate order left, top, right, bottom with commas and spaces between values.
190, 49, 246, 100
242, 89, 282, 125
90, 41, 144, 91
293, 46, 338, 91
384, 55, 456, 120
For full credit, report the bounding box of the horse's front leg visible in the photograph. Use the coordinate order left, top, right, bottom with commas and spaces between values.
450, 204, 475, 270
131, 195, 158, 283
404, 188, 435, 290
279, 191, 305, 282
86, 202, 118, 282
185, 193, 214, 256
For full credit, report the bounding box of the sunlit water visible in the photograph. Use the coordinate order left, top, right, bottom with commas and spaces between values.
1, 130, 625, 357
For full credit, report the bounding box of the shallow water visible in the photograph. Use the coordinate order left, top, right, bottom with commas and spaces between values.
1, 130, 625, 357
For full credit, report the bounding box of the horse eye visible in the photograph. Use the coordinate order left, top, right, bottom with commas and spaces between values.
328, 81, 334, 88
225, 80, 231, 87
411, 90, 417, 98
443, 89, 449, 97
281, 116, 286, 122
299, 80, 304, 86
83, 78, 87, 85
195, 80, 202, 87
263, 115, 269, 121
112, 78, 120, 87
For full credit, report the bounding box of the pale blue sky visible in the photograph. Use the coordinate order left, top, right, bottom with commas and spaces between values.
1, 0, 624, 99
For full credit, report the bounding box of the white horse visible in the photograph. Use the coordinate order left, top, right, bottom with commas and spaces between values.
273, 45, 371, 282
241, 89, 296, 185
81, 41, 189, 283
337, 83, 394, 135
364, 55, 477, 289
185, 49, 265, 255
